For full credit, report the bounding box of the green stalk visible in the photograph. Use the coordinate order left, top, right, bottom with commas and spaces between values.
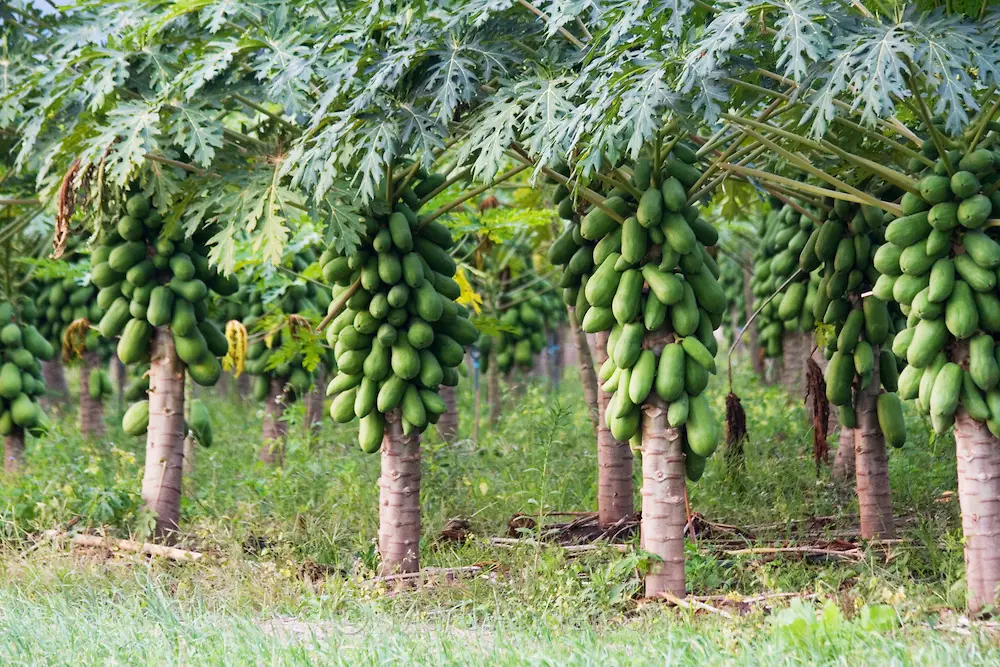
969, 93, 1000, 151
764, 188, 823, 225
728, 115, 920, 194
596, 172, 643, 201
517, 0, 586, 49
416, 167, 473, 207
723, 122, 881, 206
691, 89, 794, 195
232, 94, 298, 132
717, 163, 902, 215
906, 67, 953, 175
314, 277, 361, 333
420, 163, 532, 227
687, 144, 769, 204
391, 161, 424, 202
506, 148, 625, 224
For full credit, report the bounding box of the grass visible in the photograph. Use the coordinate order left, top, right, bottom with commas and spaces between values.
0, 361, 996, 664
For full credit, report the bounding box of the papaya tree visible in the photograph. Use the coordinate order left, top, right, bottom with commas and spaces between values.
0, 236, 56, 472
89, 191, 238, 540
33, 238, 116, 438
242, 241, 331, 464
693, 2, 1000, 611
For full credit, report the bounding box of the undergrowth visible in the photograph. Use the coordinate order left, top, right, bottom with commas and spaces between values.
0, 363, 992, 664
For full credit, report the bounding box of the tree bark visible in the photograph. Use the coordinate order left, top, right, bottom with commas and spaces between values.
113, 357, 126, 410
236, 373, 250, 401
781, 332, 806, 397
4, 426, 24, 474
437, 383, 458, 441
743, 261, 765, 379
954, 407, 1000, 614
141, 328, 186, 543
79, 351, 105, 439
41, 360, 67, 410
378, 409, 421, 575
569, 307, 600, 437
595, 330, 633, 528
488, 347, 501, 426
641, 394, 686, 598
259, 376, 287, 465
305, 370, 325, 428
853, 351, 894, 539
832, 427, 855, 483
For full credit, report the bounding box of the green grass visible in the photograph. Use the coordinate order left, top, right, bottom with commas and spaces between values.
0, 364, 995, 664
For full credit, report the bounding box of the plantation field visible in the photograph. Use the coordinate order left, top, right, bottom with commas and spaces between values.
0, 369, 996, 665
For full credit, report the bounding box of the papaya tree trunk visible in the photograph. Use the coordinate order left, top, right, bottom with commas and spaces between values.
781, 333, 806, 397
79, 351, 105, 439
113, 357, 126, 410
141, 328, 186, 542
595, 330, 633, 528
853, 351, 894, 539
743, 262, 765, 379
41, 360, 67, 410
549, 329, 561, 388
379, 408, 421, 575
832, 427, 855, 483
641, 393, 686, 598
488, 349, 501, 426
569, 307, 600, 437
259, 376, 287, 465
305, 369, 325, 428
954, 407, 1000, 613
236, 373, 250, 401
4, 426, 24, 474
437, 384, 458, 441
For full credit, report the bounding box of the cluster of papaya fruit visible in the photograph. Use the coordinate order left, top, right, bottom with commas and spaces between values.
478, 288, 563, 374
0, 302, 55, 436
551, 145, 723, 479
90, 194, 238, 436
718, 253, 745, 343
33, 238, 103, 347
243, 267, 332, 401
548, 168, 598, 315
321, 170, 477, 451
882, 142, 1000, 434
750, 203, 818, 358
798, 200, 906, 447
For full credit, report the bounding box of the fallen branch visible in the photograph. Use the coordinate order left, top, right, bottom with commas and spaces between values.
692, 591, 820, 605
659, 592, 735, 619
361, 565, 483, 586
488, 537, 630, 554
720, 545, 862, 562
41, 530, 203, 562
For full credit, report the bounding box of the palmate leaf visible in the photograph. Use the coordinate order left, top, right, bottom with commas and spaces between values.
910, 12, 989, 135
516, 75, 576, 175
423, 37, 483, 124
250, 32, 315, 117
180, 38, 247, 100
355, 118, 398, 205
170, 105, 225, 167
617, 63, 677, 159
771, 0, 831, 81
79, 101, 163, 187
460, 98, 521, 182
